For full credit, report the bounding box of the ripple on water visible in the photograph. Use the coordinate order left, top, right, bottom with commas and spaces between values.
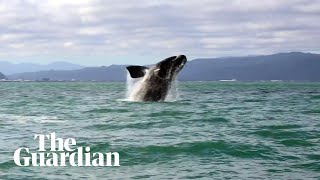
280, 139, 315, 147
303, 109, 320, 114
148, 111, 193, 117
116, 140, 278, 166
85, 108, 130, 113
242, 99, 267, 102
310, 95, 320, 99
193, 117, 229, 123
290, 162, 320, 172
86, 120, 164, 131
0, 160, 16, 170
252, 129, 307, 139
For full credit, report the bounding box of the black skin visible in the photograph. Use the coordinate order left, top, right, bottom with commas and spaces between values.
142, 75, 171, 101
126, 55, 187, 102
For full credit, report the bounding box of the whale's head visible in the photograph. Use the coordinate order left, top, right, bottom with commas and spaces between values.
153, 55, 187, 80
126, 55, 187, 80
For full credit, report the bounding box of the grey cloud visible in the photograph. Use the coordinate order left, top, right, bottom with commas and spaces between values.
0, 0, 319, 65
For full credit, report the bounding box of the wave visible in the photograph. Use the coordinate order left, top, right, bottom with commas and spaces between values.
0, 114, 64, 124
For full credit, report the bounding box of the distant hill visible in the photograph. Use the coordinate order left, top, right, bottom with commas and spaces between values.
0, 72, 6, 80
8, 65, 127, 81
179, 52, 320, 81
0, 61, 84, 75
7, 52, 320, 81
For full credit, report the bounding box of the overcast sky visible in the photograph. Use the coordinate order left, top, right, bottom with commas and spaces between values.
0, 0, 319, 65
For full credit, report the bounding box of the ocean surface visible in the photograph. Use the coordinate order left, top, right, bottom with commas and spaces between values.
0, 82, 319, 179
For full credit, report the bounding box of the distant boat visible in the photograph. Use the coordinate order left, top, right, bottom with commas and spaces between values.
219, 79, 237, 82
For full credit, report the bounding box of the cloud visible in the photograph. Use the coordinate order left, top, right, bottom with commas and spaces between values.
0, 0, 319, 65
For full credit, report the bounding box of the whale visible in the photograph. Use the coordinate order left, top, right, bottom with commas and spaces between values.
126, 55, 187, 102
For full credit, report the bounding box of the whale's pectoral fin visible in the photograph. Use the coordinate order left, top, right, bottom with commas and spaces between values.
126, 66, 149, 78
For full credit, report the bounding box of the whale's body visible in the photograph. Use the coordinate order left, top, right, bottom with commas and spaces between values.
126, 55, 187, 102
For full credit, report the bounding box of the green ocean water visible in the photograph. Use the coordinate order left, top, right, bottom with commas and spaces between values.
0, 82, 319, 179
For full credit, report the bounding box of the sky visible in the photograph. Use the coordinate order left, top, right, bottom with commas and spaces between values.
0, 0, 319, 66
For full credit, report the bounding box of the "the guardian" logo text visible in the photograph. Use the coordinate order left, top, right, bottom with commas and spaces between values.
13, 133, 120, 167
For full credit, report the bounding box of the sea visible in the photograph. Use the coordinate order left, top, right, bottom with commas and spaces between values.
0, 82, 319, 179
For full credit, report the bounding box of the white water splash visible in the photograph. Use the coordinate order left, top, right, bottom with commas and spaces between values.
125, 71, 180, 102
165, 80, 180, 102
125, 71, 144, 101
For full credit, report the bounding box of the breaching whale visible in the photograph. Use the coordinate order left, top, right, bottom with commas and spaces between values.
126, 55, 187, 102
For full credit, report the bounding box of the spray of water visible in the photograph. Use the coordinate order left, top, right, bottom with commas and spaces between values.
165, 80, 180, 102
125, 72, 143, 101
